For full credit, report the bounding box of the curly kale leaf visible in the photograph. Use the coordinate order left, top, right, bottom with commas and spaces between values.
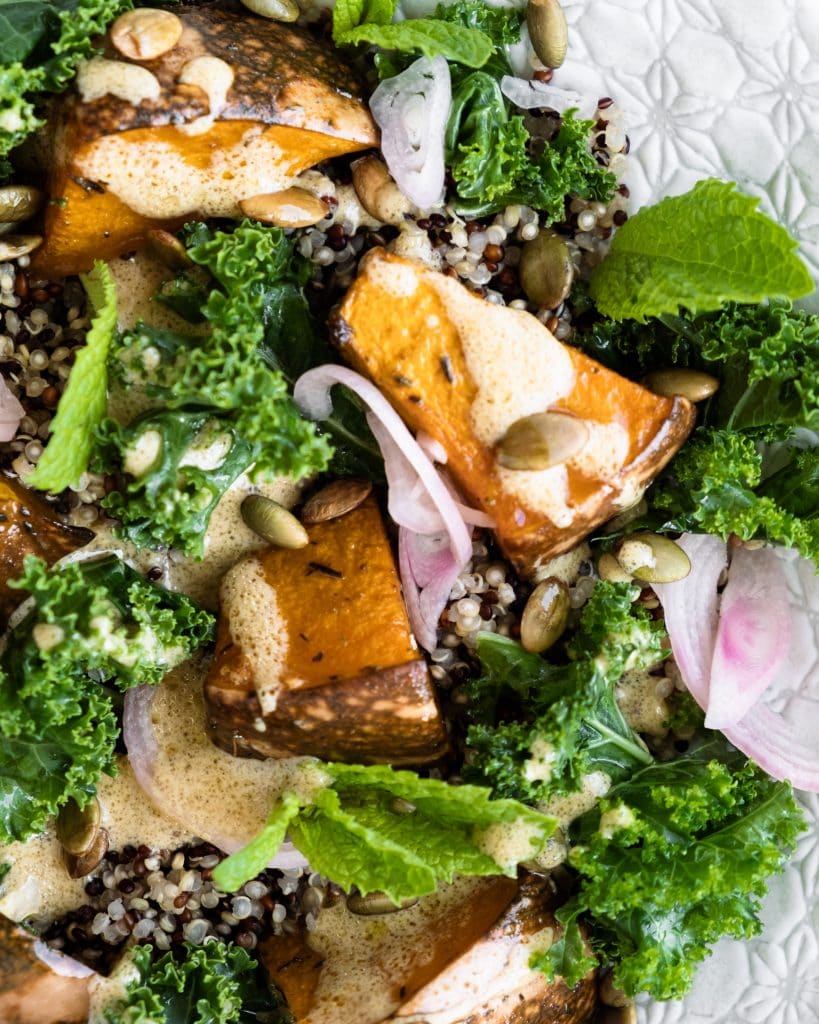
646, 429, 819, 563
0, 555, 214, 843
112, 221, 331, 480
103, 942, 292, 1024
447, 79, 616, 220
532, 737, 806, 1000
465, 582, 659, 803
0, 0, 132, 175
96, 411, 256, 559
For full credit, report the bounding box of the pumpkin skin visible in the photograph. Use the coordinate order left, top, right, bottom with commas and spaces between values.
32, 2, 378, 278
0, 475, 92, 628
204, 496, 450, 766
331, 249, 696, 578
0, 915, 90, 1024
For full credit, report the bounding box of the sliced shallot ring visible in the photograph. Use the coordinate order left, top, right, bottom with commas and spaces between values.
705, 545, 791, 729
500, 75, 595, 117
294, 365, 472, 565
33, 941, 96, 978
123, 685, 308, 868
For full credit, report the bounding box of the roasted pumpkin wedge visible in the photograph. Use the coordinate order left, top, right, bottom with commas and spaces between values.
0, 475, 92, 627
33, 3, 377, 278
330, 249, 696, 577
204, 495, 450, 765
259, 874, 596, 1024
0, 915, 90, 1024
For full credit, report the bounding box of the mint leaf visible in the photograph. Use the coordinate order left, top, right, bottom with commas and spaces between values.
339, 19, 493, 67
28, 260, 116, 492
589, 180, 813, 321
332, 0, 396, 40
212, 794, 303, 893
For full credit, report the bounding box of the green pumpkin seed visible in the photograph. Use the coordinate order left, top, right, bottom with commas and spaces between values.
642, 368, 720, 403
146, 228, 192, 271
240, 0, 299, 21
616, 533, 691, 584
597, 552, 633, 584
301, 479, 372, 524
0, 185, 43, 224
520, 577, 569, 653
527, 0, 569, 69
56, 797, 101, 857
241, 495, 309, 548
497, 411, 589, 471
347, 890, 419, 916
519, 230, 574, 309
0, 234, 42, 261
64, 827, 110, 879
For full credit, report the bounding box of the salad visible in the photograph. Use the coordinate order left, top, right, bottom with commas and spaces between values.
0, 0, 816, 1022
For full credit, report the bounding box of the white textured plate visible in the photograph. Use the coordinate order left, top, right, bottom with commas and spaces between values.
559, 0, 819, 312
557, 2, 819, 1020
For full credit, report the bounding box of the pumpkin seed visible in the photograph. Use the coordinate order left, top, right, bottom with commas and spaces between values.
616, 533, 691, 584
520, 577, 569, 652
597, 551, 633, 584
527, 0, 569, 69
347, 890, 419, 916
0, 185, 43, 224
0, 234, 42, 261
497, 411, 589, 471
642, 368, 720, 403
56, 797, 101, 857
65, 828, 110, 880
352, 155, 412, 226
239, 188, 329, 229
241, 495, 309, 548
301, 479, 372, 524
240, 0, 299, 22
518, 230, 574, 309
110, 8, 183, 61
146, 228, 192, 271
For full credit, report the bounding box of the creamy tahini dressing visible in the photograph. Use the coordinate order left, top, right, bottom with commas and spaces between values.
0, 759, 190, 923
147, 658, 326, 846
79, 125, 297, 220
302, 878, 496, 1024
221, 556, 286, 714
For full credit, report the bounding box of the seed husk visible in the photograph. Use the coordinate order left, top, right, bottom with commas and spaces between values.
347, 890, 419, 916
521, 577, 569, 653
240, 0, 299, 21
497, 411, 589, 471
519, 230, 574, 309
616, 533, 691, 584
57, 797, 101, 857
351, 155, 412, 226
597, 551, 633, 584
239, 188, 329, 229
0, 234, 42, 260
642, 368, 720, 403
0, 185, 43, 224
527, 0, 569, 69
301, 479, 373, 524
241, 495, 309, 548
65, 828, 110, 880
110, 8, 183, 60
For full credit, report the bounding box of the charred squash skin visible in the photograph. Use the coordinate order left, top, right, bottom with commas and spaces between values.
0, 475, 92, 628
204, 496, 450, 766
0, 915, 90, 1024
331, 249, 696, 578
33, 2, 377, 278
